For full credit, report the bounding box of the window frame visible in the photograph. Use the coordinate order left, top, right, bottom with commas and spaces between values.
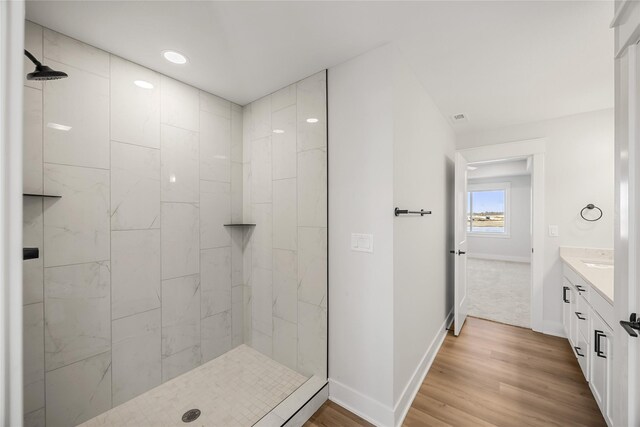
467, 182, 511, 238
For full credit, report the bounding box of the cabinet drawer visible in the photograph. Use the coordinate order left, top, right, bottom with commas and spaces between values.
564, 265, 590, 302
576, 295, 590, 340
575, 331, 589, 380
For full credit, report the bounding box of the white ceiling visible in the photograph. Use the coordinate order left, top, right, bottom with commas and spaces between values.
26, 1, 614, 133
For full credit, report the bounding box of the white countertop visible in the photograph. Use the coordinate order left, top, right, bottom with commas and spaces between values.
560, 247, 614, 304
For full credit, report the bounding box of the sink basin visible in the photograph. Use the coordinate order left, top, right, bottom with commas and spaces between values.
581, 260, 614, 269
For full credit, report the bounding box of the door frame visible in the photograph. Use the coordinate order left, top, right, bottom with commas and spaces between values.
612, 2, 640, 425
0, 1, 25, 425
458, 138, 546, 333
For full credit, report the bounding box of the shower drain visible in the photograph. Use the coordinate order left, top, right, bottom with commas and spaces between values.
182, 409, 201, 423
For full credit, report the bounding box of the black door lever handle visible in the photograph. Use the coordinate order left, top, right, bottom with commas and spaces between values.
621, 313, 640, 337
457, 251, 466, 256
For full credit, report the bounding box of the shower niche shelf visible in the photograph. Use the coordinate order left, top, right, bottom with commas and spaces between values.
23, 193, 61, 198
223, 223, 256, 227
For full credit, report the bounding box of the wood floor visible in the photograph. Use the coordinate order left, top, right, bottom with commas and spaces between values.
304, 317, 606, 427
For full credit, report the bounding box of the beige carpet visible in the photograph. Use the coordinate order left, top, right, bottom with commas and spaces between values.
467, 258, 531, 328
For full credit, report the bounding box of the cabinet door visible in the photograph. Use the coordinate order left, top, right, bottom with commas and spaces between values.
569, 286, 579, 347
590, 313, 613, 425
562, 280, 571, 337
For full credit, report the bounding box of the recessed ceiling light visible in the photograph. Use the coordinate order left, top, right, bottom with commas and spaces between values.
272, 129, 285, 134
306, 118, 319, 123
47, 122, 72, 131
134, 80, 154, 89
162, 50, 188, 65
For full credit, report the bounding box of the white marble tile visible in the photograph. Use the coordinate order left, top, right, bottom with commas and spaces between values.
251, 203, 273, 270
43, 163, 110, 267
251, 96, 272, 140
200, 91, 231, 118
231, 228, 244, 286
24, 21, 43, 90
273, 317, 297, 371
243, 229, 253, 286
298, 227, 327, 308
161, 76, 199, 131
242, 104, 252, 163
252, 267, 272, 338
200, 180, 231, 249
273, 178, 297, 250
23, 303, 44, 414
243, 285, 253, 346
161, 124, 199, 203
46, 351, 112, 427
272, 105, 297, 180
24, 407, 45, 427
231, 104, 243, 163
255, 412, 286, 427
273, 376, 326, 421
23, 198, 43, 305
251, 137, 272, 203
231, 162, 243, 223
44, 261, 111, 371
297, 71, 326, 152
24, 87, 43, 194
252, 330, 273, 358
111, 230, 161, 320
112, 309, 161, 406
297, 149, 327, 227
44, 60, 109, 169
202, 311, 232, 362
110, 56, 160, 149
161, 345, 201, 383
111, 141, 160, 230
161, 274, 201, 357
201, 247, 232, 317
43, 28, 110, 77
161, 202, 199, 279
232, 286, 244, 347
80, 345, 307, 427
200, 110, 231, 183
243, 163, 253, 223
271, 84, 296, 112
283, 384, 327, 427
273, 249, 297, 323
297, 302, 327, 379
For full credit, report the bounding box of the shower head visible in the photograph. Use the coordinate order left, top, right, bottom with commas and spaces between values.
24, 49, 68, 81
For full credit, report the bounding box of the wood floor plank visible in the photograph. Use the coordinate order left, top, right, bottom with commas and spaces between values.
304, 317, 605, 427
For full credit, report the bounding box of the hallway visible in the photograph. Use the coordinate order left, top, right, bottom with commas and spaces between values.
307, 317, 605, 426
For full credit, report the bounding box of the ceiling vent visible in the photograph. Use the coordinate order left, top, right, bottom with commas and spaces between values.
451, 113, 468, 123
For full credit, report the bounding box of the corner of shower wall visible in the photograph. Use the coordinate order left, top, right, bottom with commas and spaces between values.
240, 71, 328, 385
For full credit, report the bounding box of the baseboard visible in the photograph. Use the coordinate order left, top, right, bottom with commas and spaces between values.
327, 311, 453, 427
542, 320, 566, 338
468, 253, 531, 263
328, 379, 394, 427
393, 310, 453, 427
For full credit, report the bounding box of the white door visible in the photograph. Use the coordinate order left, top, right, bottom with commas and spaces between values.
454, 152, 469, 336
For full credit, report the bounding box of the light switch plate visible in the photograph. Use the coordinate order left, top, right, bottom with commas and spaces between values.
351, 233, 373, 253
549, 225, 559, 237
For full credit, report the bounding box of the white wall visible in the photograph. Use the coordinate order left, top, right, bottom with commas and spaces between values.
467, 175, 531, 262
328, 45, 396, 422
457, 108, 614, 333
328, 44, 455, 426
392, 51, 455, 415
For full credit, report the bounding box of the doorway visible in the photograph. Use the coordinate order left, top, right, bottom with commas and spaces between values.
465, 158, 532, 328
454, 139, 545, 336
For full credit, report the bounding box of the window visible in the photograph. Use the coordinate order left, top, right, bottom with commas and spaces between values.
467, 182, 510, 236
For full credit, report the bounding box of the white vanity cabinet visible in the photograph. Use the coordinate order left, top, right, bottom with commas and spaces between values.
562, 262, 614, 427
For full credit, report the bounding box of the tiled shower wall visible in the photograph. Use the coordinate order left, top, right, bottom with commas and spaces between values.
22, 22, 244, 427
242, 72, 328, 380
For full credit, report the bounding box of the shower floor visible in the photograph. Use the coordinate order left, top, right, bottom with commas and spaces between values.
79, 345, 308, 427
